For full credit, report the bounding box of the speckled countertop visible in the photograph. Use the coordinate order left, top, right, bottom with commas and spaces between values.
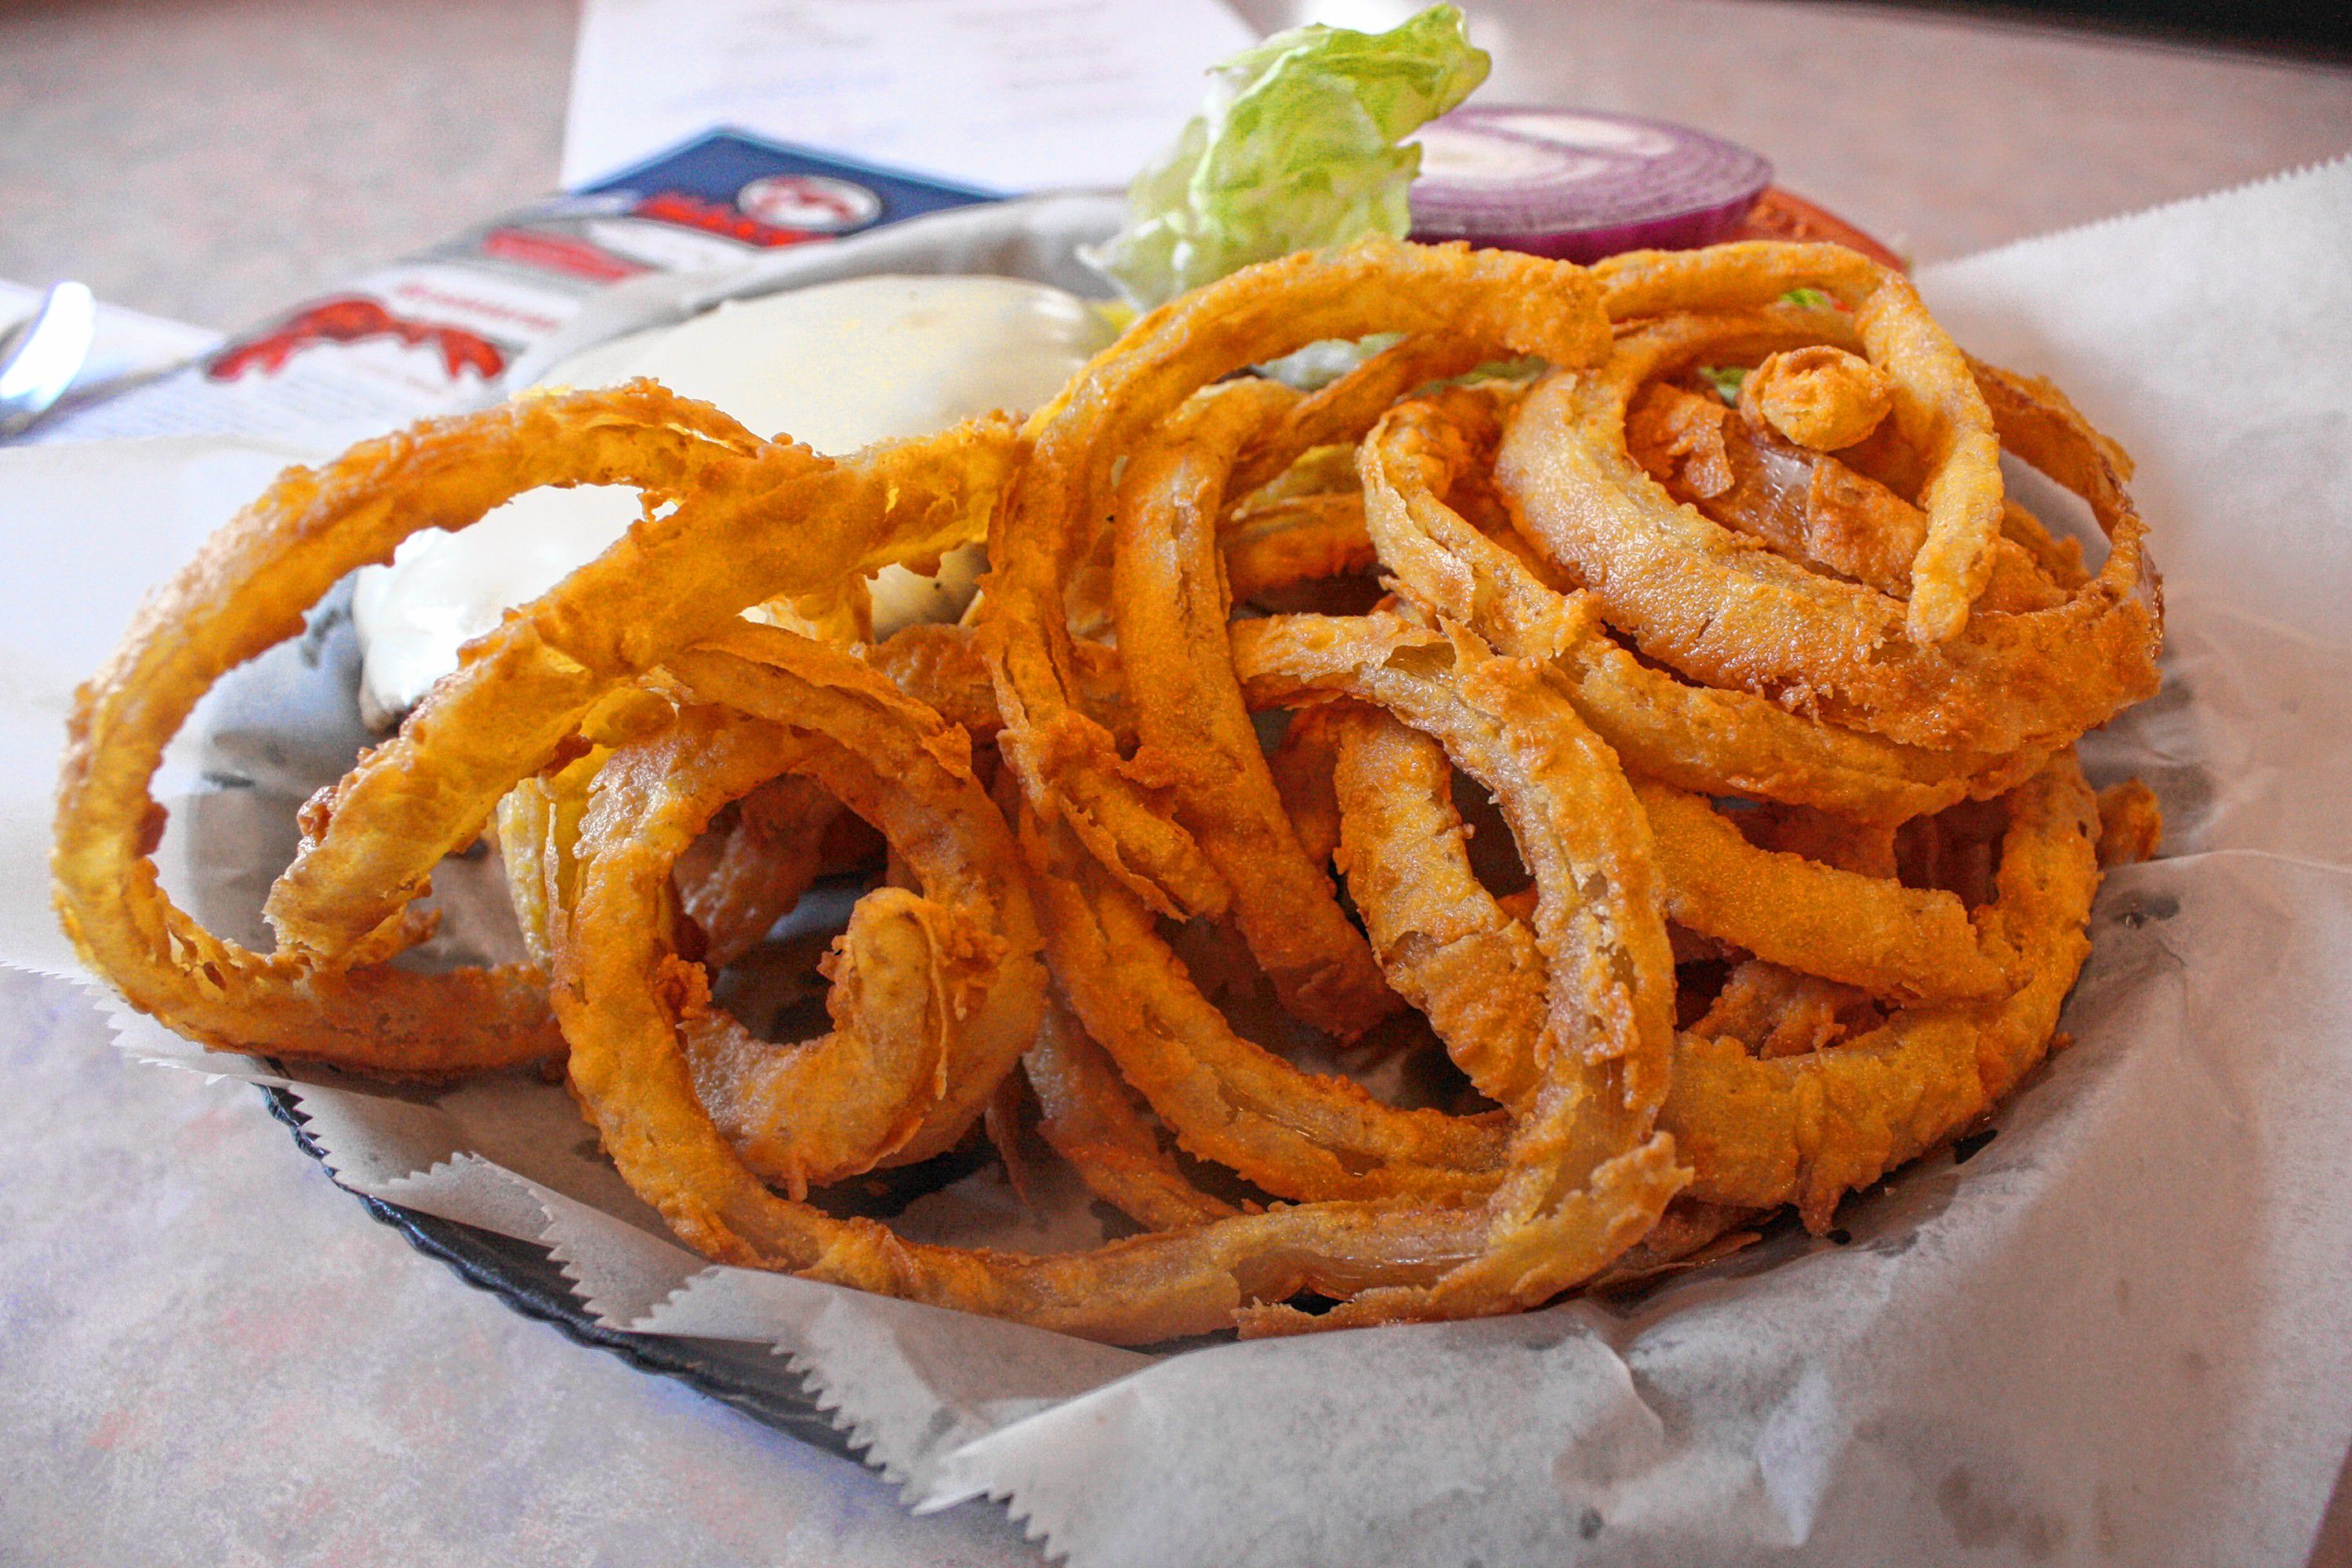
2, 2, 2348, 1564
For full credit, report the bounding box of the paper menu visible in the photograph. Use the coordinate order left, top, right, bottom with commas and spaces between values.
561, 0, 1258, 193
26, 132, 996, 453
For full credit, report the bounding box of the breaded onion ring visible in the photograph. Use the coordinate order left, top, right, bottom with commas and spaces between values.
1662, 753, 2100, 1229
1592, 243, 2005, 644
660, 624, 1047, 1167
978, 237, 1610, 924
1739, 343, 1893, 452
265, 394, 1018, 964
52, 385, 772, 1073
1326, 704, 1547, 1111
1313, 671, 2100, 1232
1024, 995, 1240, 1232
1112, 377, 1396, 1038
1628, 379, 2067, 612
1638, 781, 2013, 1004
1497, 299, 2161, 753
1358, 385, 2044, 823
522, 706, 966, 1192
1224, 612, 1679, 1109
590, 710, 968, 1196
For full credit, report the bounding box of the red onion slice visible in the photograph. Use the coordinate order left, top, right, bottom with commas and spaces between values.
1408, 107, 1772, 263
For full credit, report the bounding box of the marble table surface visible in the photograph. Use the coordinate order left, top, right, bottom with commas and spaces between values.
2, 2, 2349, 1563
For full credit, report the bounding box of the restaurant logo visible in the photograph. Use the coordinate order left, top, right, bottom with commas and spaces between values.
205, 296, 509, 383
735, 173, 884, 234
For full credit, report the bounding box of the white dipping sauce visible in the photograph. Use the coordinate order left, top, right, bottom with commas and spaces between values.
351, 274, 1110, 723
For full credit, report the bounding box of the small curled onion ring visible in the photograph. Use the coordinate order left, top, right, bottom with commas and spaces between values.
503, 708, 968, 1196
598, 713, 975, 1196
492, 619, 1048, 1184
657, 623, 1049, 1168
544, 624, 1050, 1191
1739, 344, 1893, 453
1592, 242, 2007, 647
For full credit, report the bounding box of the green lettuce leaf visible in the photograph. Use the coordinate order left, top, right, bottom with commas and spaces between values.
1697, 364, 1748, 405
1083, 5, 1490, 310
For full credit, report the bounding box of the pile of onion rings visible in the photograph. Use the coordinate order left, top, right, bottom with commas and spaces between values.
53, 236, 2161, 1345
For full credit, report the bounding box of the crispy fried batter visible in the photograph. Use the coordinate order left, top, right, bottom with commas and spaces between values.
1498, 298, 2161, 753
56, 238, 2164, 1341
2096, 778, 2165, 867
1740, 343, 1893, 452
1113, 378, 1398, 1038
266, 394, 1018, 964
979, 236, 1611, 925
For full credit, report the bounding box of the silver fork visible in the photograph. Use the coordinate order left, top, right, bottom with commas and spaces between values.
0, 281, 97, 440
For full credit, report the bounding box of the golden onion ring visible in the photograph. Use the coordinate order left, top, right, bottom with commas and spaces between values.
978, 236, 1611, 924
660, 624, 1047, 1167
1326, 703, 1548, 1111
50, 384, 772, 1073
604, 709, 973, 1194
1024, 995, 1240, 1232
1662, 753, 2101, 1229
1111, 377, 1396, 1038
265, 390, 1018, 964
1592, 242, 2005, 644
1359, 385, 2045, 822
1637, 781, 2013, 1004
1497, 307, 2161, 753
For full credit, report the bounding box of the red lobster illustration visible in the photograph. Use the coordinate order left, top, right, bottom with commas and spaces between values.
206, 296, 508, 383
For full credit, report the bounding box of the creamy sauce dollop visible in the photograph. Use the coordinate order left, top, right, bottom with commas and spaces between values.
352, 274, 1110, 724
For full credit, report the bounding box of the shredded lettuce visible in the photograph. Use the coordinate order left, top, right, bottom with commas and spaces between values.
1083, 5, 1490, 310
1697, 364, 1748, 405
1258, 331, 1403, 391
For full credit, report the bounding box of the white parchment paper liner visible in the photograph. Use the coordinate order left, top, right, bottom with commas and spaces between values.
3, 164, 2349, 1566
